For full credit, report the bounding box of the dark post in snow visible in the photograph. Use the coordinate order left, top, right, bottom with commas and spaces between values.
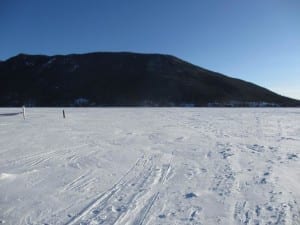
63, 109, 66, 119
22, 106, 26, 120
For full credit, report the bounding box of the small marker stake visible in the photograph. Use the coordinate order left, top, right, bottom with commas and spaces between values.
22, 106, 26, 120
63, 109, 66, 119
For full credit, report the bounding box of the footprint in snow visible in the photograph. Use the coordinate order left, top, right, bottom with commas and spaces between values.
185, 192, 197, 199
158, 214, 166, 219
287, 153, 298, 160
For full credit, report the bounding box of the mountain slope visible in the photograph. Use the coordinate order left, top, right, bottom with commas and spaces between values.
0, 52, 299, 106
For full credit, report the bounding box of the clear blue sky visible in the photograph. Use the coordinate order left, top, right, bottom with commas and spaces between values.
1, 0, 299, 99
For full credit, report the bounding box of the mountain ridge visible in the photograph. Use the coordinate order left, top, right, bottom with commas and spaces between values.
0, 52, 299, 107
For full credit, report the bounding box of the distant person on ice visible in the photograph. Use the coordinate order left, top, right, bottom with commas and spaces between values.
63, 109, 66, 119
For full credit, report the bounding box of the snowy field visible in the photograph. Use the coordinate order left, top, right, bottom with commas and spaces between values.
0, 108, 299, 225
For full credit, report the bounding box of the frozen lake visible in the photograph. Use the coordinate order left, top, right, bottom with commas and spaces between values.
0, 108, 299, 225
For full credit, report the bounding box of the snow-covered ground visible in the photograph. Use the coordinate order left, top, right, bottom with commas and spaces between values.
0, 108, 299, 225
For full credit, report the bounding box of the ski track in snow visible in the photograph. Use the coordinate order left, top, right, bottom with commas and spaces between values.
0, 108, 299, 225
64, 153, 173, 225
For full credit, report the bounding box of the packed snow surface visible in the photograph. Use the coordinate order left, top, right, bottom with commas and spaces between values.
0, 108, 299, 225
